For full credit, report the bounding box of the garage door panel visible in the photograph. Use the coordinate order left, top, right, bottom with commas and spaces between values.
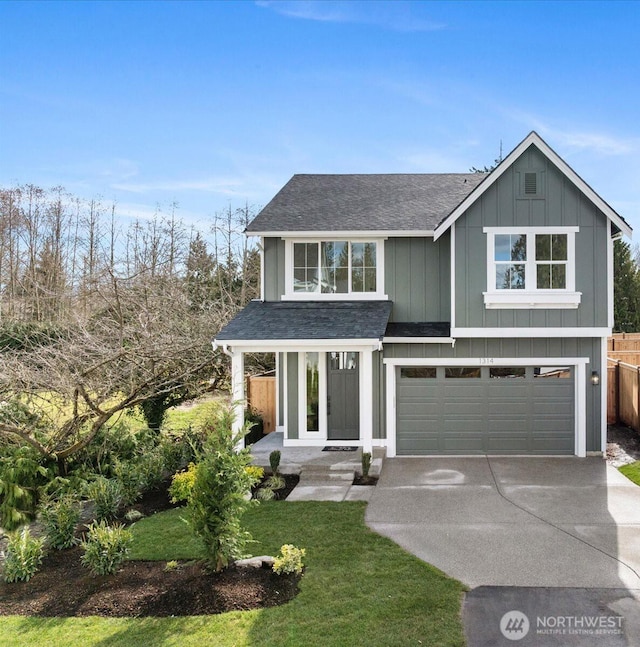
396, 365, 574, 455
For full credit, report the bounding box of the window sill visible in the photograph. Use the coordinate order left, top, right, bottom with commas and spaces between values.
283, 292, 389, 302
483, 291, 582, 309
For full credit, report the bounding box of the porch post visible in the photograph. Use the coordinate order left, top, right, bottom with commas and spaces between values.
231, 350, 245, 450
360, 349, 373, 454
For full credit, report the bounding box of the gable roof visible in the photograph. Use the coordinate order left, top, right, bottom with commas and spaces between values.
246, 173, 485, 235
433, 131, 632, 240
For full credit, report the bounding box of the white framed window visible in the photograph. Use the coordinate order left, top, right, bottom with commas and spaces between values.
285, 238, 386, 300
483, 227, 581, 309
298, 352, 327, 439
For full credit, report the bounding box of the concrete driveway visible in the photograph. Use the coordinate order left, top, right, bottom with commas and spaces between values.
366, 457, 640, 589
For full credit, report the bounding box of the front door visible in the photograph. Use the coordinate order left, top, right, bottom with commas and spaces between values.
327, 351, 359, 440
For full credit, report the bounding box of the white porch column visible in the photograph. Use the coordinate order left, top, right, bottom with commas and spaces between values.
231, 350, 245, 450
360, 349, 374, 454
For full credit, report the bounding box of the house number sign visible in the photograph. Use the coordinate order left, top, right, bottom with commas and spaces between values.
479, 358, 495, 365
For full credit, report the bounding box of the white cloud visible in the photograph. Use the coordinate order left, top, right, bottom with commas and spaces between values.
256, 1, 445, 32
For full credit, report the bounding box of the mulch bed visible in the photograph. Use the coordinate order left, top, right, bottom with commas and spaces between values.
0, 546, 300, 617
352, 474, 378, 486
252, 474, 300, 500
0, 475, 302, 618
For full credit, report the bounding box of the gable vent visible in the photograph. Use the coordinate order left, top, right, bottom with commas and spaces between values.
524, 172, 538, 195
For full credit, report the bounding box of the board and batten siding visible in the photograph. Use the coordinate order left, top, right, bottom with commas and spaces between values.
286, 352, 299, 439
384, 234, 450, 322
383, 336, 603, 452
454, 144, 609, 329
263, 237, 286, 301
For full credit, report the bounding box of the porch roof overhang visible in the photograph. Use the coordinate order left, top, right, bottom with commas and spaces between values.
213, 300, 393, 351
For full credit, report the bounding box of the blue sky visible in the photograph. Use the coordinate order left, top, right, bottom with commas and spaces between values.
1, 0, 639, 235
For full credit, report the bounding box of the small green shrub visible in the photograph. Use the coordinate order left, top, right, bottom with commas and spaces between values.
3, 527, 45, 583
273, 544, 305, 576
124, 509, 144, 523
361, 452, 372, 478
39, 495, 80, 549
255, 486, 276, 501
80, 520, 132, 576
269, 450, 281, 475
266, 474, 285, 491
138, 447, 166, 490
113, 460, 144, 506
245, 465, 264, 484
164, 560, 179, 572
86, 477, 123, 521
169, 462, 199, 503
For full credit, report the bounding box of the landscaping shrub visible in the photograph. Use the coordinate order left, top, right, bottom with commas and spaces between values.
265, 474, 285, 491
186, 407, 255, 571
81, 520, 132, 576
0, 445, 50, 530
244, 408, 264, 446
269, 450, 281, 475
85, 476, 123, 521
169, 462, 199, 503
273, 544, 306, 576
137, 446, 166, 490
3, 527, 45, 583
245, 465, 264, 483
39, 495, 80, 549
113, 459, 145, 506
361, 451, 372, 478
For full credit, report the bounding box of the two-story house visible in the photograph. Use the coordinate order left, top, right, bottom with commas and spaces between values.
214, 132, 632, 457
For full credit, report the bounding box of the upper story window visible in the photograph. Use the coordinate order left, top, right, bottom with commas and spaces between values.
483, 227, 581, 309
286, 239, 386, 300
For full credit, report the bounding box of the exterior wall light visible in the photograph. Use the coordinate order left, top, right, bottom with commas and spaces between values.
591, 371, 600, 386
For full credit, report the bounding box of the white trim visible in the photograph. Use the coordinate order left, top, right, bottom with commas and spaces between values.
434, 131, 632, 240
231, 351, 245, 448
483, 227, 579, 308
383, 357, 589, 367
483, 291, 581, 309
275, 352, 281, 428
607, 219, 614, 329
298, 351, 327, 441
601, 336, 608, 454
360, 350, 373, 452
259, 236, 265, 301
284, 292, 390, 302
385, 362, 396, 458
450, 327, 611, 338
283, 352, 288, 439
384, 356, 589, 458
214, 339, 381, 352
450, 224, 456, 329
247, 230, 434, 238
383, 337, 456, 345
283, 238, 387, 301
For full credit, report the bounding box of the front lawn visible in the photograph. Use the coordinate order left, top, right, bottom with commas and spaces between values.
0, 502, 466, 647
619, 461, 640, 486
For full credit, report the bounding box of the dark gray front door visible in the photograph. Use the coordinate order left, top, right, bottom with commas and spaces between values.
327, 352, 359, 440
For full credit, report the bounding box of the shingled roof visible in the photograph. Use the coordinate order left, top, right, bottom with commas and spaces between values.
215, 300, 393, 342
246, 173, 487, 233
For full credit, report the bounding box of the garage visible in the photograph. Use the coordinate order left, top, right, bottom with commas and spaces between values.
395, 365, 575, 455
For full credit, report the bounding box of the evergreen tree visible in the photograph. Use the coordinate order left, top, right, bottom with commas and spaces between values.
613, 239, 640, 332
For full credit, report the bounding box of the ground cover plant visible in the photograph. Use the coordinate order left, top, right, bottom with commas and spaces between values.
0, 502, 466, 647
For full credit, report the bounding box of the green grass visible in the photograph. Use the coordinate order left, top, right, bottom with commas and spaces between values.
0, 502, 466, 647
619, 461, 640, 486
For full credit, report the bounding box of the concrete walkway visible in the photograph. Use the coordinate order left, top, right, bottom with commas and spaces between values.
366, 456, 640, 589
249, 432, 382, 502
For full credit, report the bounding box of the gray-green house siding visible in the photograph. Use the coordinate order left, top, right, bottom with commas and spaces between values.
454, 144, 609, 329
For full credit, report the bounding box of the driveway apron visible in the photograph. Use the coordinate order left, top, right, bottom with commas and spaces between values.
366, 456, 640, 589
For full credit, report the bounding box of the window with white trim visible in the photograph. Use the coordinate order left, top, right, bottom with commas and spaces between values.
286, 239, 385, 300
483, 227, 581, 309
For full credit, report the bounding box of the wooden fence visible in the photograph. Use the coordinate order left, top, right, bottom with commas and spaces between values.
246, 374, 276, 435
608, 360, 640, 431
